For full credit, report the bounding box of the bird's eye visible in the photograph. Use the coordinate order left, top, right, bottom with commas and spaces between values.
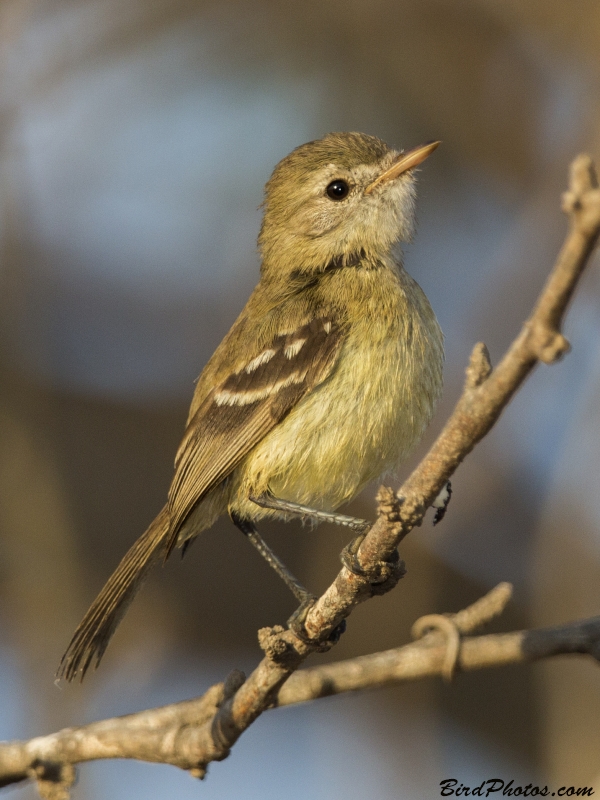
326, 179, 350, 200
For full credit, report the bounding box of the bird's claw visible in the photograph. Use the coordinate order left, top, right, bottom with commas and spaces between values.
340, 533, 406, 594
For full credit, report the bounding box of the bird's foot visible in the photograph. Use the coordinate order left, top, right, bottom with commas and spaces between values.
341, 532, 406, 595
250, 492, 371, 532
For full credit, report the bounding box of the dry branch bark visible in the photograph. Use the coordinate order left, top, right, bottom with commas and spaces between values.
1, 154, 599, 797
3, 584, 600, 795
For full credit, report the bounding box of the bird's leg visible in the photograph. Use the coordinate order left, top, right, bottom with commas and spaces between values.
230, 512, 314, 604
250, 491, 378, 579
231, 512, 347, 648
250, 491, 405, 595
249, 492, 371, 533
250, 491, 376, 578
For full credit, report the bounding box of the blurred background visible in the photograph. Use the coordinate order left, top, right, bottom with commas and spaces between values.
1, 0, 599, 797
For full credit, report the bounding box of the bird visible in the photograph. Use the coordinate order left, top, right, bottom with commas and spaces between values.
58, 131, 444, 681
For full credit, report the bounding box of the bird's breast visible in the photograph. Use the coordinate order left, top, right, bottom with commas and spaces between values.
233, 265, 444, 517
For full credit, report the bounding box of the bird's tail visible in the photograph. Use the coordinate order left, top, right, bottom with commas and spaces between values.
57, 505, 171, 682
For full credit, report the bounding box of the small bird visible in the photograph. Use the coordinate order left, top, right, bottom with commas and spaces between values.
58, 132, 444, 681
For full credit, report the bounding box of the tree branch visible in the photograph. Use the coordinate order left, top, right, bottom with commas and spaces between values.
343, 153, 600, 575
3, 583, 600, 797
279, 586, 600, 703
2, 154, 599, 798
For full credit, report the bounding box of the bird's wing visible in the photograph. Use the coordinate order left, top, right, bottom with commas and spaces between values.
166, 314, 343, 552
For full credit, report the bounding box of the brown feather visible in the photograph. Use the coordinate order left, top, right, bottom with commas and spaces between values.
58, 315, 343, 680
57, 506, 170, 681
166, 316, 343, 553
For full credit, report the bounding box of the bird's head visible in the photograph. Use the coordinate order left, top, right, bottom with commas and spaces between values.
258, 132, 439, 278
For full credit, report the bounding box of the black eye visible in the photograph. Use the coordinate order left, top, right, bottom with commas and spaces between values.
326, 179, 350, 200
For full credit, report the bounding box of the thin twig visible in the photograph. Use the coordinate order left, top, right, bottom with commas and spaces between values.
279, 615, 600, 705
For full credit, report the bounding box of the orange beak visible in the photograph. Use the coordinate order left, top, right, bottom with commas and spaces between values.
364, 140, 440, 194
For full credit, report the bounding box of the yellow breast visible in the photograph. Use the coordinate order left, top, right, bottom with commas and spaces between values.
231, 262, 443, 520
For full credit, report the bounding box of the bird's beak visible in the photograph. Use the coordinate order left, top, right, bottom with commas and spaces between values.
364, 140, 440, 194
